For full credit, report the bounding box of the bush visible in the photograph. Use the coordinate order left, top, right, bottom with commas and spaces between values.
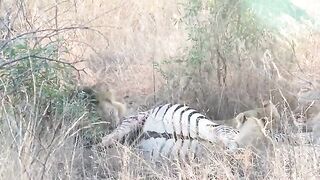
0, 36, 106, 178
157, 0, 300, 119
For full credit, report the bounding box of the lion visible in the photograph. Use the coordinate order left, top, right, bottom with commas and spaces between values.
214, 101, 280, 132
81, 82, 126, 128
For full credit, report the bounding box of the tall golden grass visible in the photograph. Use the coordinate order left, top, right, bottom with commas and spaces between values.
1, 0, 320, 179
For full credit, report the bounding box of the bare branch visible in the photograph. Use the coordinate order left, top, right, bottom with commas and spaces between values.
0, 55, 86, 80
0, 26, 90, 50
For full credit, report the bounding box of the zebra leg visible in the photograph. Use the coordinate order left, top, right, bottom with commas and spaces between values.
100, 111, 149, 146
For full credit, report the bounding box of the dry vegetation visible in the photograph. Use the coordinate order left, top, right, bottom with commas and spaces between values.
1, 0, 320, 179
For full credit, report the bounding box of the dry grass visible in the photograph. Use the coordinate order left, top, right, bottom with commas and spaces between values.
1, 0, 320, 179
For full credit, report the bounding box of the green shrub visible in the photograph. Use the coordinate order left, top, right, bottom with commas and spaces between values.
0, 39, 102, 146
157, 0, 299, 119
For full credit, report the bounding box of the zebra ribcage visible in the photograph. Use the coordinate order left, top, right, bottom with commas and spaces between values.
137, 137, 201, 160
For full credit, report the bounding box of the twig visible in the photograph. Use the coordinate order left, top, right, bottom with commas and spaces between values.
86, 1, 127, 24
0, 55, 86, 80
0, 26, 90, 50
1, 55, 82, 69
0, 56, 31, 68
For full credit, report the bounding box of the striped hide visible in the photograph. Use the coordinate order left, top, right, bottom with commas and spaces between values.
101, 103, 298, 161
135, 104, 239, 160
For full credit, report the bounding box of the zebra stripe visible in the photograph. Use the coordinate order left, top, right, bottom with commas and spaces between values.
181, 108, 194, 137
143, 104, 171, 133
174, 105, 190, 137
143, 104, 228, 142
163, 104, 182, 134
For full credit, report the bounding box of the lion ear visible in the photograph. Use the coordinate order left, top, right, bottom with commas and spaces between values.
262, 100, 271, 108
235, 113, 246, 129
235, 113, 246, 124
260, 117, 269, 126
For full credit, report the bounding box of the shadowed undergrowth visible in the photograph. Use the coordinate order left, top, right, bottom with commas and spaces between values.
1, 0, 320, 179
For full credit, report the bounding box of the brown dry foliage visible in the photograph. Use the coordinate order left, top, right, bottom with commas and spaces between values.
1, 0, 320, 179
